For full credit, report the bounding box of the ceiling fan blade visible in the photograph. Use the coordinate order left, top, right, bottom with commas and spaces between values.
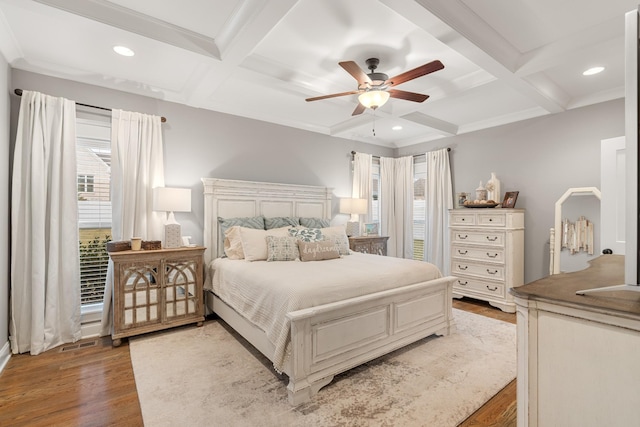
339, 61, 372, 84
386, 60, 444, 87
388, 89, 429, 103
352, 103, 366, 116
306, 90, 361, 102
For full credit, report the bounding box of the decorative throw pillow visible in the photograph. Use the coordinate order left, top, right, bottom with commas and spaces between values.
239, 226, 290, 261
265, 216, 300, 230
289, 227, 323, 242
218, 216, 265, 237
300, 217, 330, 228
223, 225, 244, 259
326, 233, 350, 256
266, 236, 300, 261
298, 240, 341, 262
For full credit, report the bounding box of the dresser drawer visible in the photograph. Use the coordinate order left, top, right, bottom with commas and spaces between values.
453, 276, 505, 298
477, 213, 506, 227
451, 244, 505, 263
452, 261, 505, 281
450, 212, 476, 226
451, 230, 505, 246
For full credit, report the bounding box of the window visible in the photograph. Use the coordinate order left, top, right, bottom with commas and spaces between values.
371, 158, 381, 223
76, 118, 111, 309
78, 174, 95, 193
413, 159, 427, 261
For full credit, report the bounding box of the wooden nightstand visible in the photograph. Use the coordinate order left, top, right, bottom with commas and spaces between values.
108, 246, 205, 346
348, 236, 389, 256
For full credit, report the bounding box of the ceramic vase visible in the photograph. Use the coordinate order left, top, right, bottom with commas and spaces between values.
486, 172, 501, 202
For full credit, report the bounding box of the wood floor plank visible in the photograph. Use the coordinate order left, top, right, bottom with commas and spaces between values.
0, 298, 515, 426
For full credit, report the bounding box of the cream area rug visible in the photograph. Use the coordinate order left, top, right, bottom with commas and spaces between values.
129, 309, 516, 427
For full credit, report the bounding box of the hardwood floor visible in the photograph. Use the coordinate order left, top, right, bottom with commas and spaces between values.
455, 298, 517, 427
0, 297, 516, 426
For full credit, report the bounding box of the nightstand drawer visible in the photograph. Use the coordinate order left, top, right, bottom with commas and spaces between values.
348, 236, 389, 256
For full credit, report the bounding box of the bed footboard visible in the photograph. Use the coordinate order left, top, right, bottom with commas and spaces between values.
285, 275, 456, 405
207, 276, 456, 405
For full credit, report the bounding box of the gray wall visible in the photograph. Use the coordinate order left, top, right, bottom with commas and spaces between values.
396, 99, 625, 284
1, 55, 9, 362
10, 70, 394, 245
7, 69, 625, 298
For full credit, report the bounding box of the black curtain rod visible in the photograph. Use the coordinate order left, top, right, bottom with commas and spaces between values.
14, 89, 167, 123
351, 148, 450, 160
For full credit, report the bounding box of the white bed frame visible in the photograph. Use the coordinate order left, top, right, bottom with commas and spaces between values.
202, 178, 457, 405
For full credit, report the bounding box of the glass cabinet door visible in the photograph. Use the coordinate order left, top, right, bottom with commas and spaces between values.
120, 262, 161, 328
163, 259, 198, 321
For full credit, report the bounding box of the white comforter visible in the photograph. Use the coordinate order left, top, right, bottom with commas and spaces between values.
208, 252, 443, 372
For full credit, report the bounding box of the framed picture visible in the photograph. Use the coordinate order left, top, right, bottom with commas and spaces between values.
364, 222, 379, 236
502, 191, 519, 208
456, 192, 469, 208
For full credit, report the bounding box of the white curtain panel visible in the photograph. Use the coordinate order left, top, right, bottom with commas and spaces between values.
100, 109, 165, 336
352, 152, 372, 222
10, 90, 81, 355
380, 156, 414, 258
425, 148, 453, 274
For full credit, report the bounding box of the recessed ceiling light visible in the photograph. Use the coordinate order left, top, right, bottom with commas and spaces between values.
583, 66, 604, 76
392, 125, 403, 131
113, 45, 135, 57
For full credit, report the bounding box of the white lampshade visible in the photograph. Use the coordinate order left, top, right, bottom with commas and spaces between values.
153, 187, 191, 248
358, 90, 390, 110
339, 198, 368, 215
153, 187, 191, 213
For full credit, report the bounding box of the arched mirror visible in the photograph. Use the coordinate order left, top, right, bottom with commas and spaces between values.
550, 187, 601, 275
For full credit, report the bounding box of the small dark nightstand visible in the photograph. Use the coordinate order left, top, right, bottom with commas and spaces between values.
348, 236, 389, 256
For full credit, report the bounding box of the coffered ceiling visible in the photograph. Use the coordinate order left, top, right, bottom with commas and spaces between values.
0, 0, 636, 147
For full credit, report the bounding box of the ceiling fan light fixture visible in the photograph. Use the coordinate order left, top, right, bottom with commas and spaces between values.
358, 90, 390, 110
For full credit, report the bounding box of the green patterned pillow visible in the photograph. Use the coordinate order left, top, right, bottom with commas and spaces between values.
289, 227, 323, 242
265, 216, 300, 230
218, 216, 265, 237
300, 217, 330, 228
266, 236, 300, 261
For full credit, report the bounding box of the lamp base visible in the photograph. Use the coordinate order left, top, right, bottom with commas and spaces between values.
164, 223, 181, 248
345, 221, 360, 237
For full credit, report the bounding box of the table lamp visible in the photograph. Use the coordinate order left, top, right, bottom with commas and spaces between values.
340, 198, 368, 236
153, 187, 191, 248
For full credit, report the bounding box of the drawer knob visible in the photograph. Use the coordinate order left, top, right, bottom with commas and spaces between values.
458, 250, 468, 255
486, 236, 498, 241
486, 285, 498, 291
487, 269, 498, 275
458, 280, 468, 286
486, 253, 498, 258
489, 218, 493, 221
458, 265, 468, 271
458, 234, 468, 240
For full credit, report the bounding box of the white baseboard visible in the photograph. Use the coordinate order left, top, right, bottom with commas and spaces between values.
81, 321, 102, 339
0, 340, 11, 374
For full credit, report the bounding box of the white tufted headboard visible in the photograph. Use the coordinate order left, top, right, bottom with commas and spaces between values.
201, 178, 333, 263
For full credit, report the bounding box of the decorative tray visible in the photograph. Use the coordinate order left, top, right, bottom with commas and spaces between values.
463, 203, 500, 208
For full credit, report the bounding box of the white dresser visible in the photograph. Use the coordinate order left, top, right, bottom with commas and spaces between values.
449, 208, 524, 312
